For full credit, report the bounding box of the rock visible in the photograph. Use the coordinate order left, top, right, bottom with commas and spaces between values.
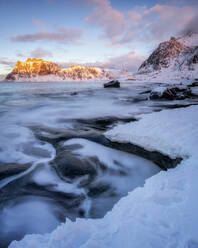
107, 141, 182, 170
5, 73, 16, 81
70, 92, 78, 96
88, 183, 111, 197
51, 150, 97, 180
75, 116, 137, 130
138, 34, 198, 73
138, 37, 188, 72
150, 86, 192, 100
104, 80, 120, 88
189, 79, 198, 87
0, 163, 31, 180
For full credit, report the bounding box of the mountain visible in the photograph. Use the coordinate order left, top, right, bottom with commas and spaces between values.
5, 58, 113, 81
138, 33, 198, 74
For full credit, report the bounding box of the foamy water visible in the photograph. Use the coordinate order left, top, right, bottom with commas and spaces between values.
0, 81, 167, 247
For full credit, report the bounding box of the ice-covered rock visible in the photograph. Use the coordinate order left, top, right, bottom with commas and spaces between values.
149, 86, 192, 100
104, 80, 120, 88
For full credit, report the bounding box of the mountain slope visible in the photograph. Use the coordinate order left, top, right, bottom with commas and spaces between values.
138, 33, 198, 74
5, 58, 113, 81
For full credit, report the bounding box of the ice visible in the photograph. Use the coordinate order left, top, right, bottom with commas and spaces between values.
0, 197, 60, 247
64, 138, 160, 178
9, 105, 198, 248
0, 125, 55, 164
31, 165, 85, 195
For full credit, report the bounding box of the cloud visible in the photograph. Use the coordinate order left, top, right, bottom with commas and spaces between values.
31, 48, 53, 58
0, 58, 16, 67
32, 18, 46, 31
180, 14, 198, 35
16, 52, 26, 58
11, 27, 83, 44
86, 0, 127, 41
0, 57, 16, 76
85, 0, 133, 45
64, 52, 145, 71
102, 52, 145, 71
85, 1, 197, 45
141, 5, 197, 40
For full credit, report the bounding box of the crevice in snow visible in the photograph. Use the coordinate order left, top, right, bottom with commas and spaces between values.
34, 126, 182, 171
106, 141, 182, 170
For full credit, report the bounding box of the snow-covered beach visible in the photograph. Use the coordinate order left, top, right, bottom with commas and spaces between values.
4, 82, 197, 248
0, 76, 197, 248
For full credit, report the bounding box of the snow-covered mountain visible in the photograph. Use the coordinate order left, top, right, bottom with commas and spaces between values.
138, 33, 198, 74
5, 58, 113, 82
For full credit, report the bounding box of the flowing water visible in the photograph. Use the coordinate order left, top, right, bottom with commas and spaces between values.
1, 81, 194, 247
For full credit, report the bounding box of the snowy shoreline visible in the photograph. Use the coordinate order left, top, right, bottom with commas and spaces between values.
9, 105, 198, 248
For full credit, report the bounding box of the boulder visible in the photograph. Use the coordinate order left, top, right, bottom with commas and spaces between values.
0, 163, 31, 180
104, 80, 120, 88
150, 86, 192, 100
189, 79, 198, 87
51, 151, 97, 180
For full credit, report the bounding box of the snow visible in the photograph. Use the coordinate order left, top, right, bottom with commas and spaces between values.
11, 74, 111, 83
134, 67, 198, 85
9, 105, 198, 248
178, 33, 198, 47
106, 105, 198, 159
133, 33, 198, 84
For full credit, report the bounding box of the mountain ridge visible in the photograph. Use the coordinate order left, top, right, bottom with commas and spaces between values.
5, 58, 113, 81
138, 33, 198, 74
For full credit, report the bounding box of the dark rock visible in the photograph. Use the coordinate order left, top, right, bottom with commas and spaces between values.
22, 182, 85, 208
88, 183, 111, 197
153, 103, 197, 109
32, 125, 182, 170
107, 140, 182, 170
189, 79, 198, 87
138, 37, 188, 72
139, 90, 152, 95
51, 151, 97, 180
150, 87, 193, 100
70, 92, 78, 96
0, 163, 31, 180
5, 73, 16, 81
104, 80, 120, 88
75, 116, 137, 130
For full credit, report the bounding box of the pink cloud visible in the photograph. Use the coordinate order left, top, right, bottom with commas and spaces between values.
55, 51, 145, 72
11, 28, 83, 44
79, 52, 145, 71
86, 1, 198, 45
104, 52, 146, 71
142, 5, 197, 40
85, 0, 129, 42
0, 57, 16, 68
32, 18, 47, 31
31, 48, 53, 58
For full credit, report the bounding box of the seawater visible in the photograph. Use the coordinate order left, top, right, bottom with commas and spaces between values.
0, 81, 160, 247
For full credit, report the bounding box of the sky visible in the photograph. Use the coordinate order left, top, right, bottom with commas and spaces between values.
0, 0, 198, 76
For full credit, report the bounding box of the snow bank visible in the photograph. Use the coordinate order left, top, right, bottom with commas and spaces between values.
9, 106, 198, 248
106, 106, 198, 159
133, 67, 198, 85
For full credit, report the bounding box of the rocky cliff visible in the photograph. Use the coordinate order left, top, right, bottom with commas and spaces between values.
138, 33, 198, 73
5, 58, 112, 81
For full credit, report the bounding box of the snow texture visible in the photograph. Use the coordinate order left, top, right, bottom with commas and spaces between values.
9, 105, 198, 248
